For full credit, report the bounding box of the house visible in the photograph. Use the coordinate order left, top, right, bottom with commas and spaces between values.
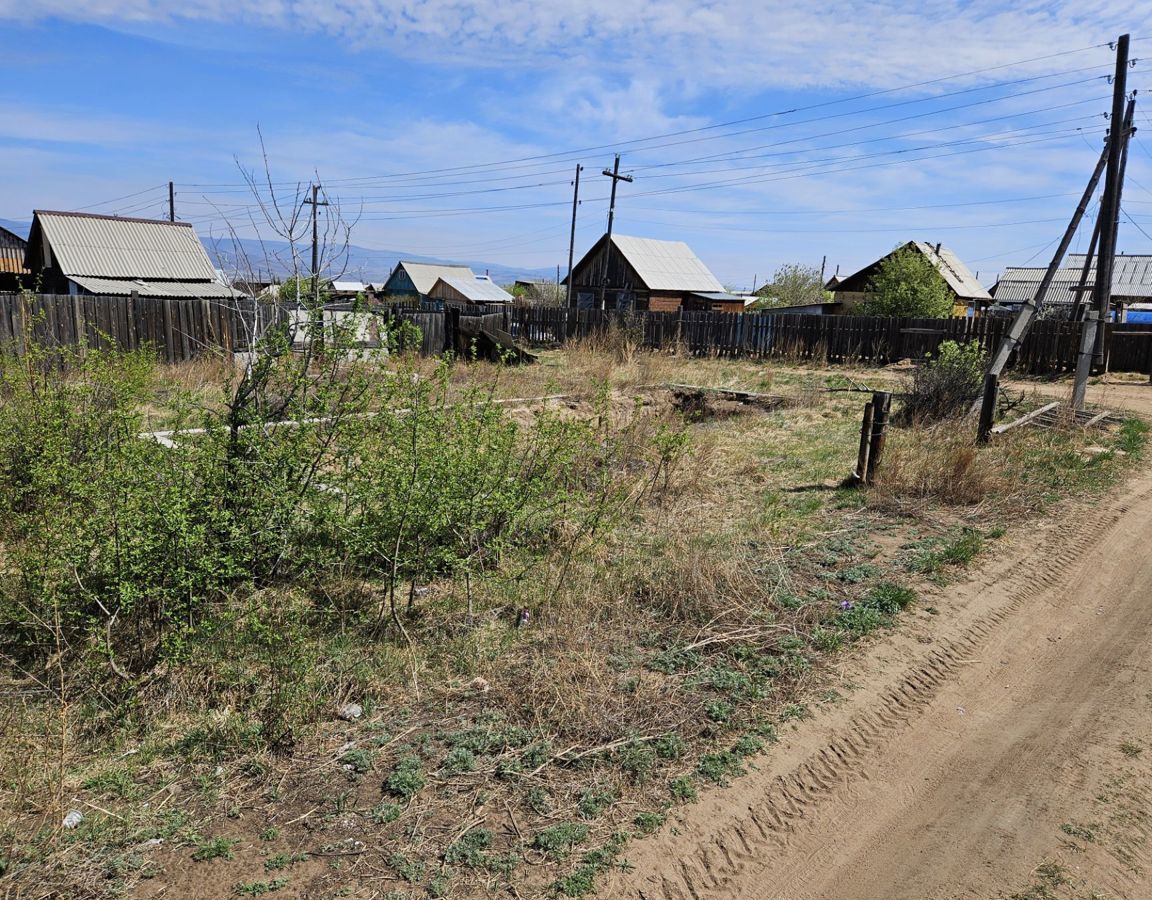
829, 241, 991, 317
992, 253, 1152, 320
428, 273, 514, 307
328, 280, 369, 301
0, 223, 29, 292
378, 260, 477, 301
565, 234, 727, 312
23, 210, 238, 299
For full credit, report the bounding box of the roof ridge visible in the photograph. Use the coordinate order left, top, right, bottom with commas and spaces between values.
34, 210, 193, 228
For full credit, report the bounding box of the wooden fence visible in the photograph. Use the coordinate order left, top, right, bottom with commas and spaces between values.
4, 293, 1151, 376
0, 292, 282, 363
506, 307, 1152, 375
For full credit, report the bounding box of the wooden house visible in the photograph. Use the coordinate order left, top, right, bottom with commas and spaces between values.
23, 210, 237, 299
565, 234, 729, 312
379, 260, 476, 301
830, 241, 991, 317
0, 223, 29, 292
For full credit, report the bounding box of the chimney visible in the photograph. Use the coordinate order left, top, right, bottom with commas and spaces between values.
935, 242, 942, 254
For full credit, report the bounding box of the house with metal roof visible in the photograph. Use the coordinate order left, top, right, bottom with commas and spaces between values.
378, 260, 477, 300
991, 254, 1152, 319
23, 210, 238, 299
566, 233, 728, 312
0, 224, 29, 292
429, 273, 514, 306
829, 241, 991, 316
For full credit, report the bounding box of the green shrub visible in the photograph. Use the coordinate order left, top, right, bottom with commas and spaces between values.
533, 823, 589, 859
901, 340, 987, 422
384, 757, 426, 800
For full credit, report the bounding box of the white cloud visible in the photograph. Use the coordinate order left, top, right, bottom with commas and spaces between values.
6, 0, 1146, 92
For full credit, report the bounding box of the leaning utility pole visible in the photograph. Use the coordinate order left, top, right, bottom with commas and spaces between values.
599, 154, 633, 310
1094, 91, 1137, 366
1092, 35, 1131, 338
168, 181, 176, 222
977, 36, 1132, 419
566, 164, 583, 308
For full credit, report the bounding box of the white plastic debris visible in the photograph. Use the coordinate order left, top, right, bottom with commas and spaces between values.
338, 703, 363, 721
62, 810, 84, 829
468, 676, 490, 694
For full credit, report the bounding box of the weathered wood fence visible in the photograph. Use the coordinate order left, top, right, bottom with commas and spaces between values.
506, 307, 1152, 375
4, 293, 1151, 375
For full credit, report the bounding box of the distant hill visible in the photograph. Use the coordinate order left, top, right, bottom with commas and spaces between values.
0, 217, 555, 287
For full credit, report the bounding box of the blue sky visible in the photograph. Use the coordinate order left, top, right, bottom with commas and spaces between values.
2, 1, 1152, 288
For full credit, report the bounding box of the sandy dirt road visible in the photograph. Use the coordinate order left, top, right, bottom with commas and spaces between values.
612, 382, 1152, 900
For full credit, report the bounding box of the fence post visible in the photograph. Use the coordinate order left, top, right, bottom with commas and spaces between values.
977, 372, 998, 445
855, 399, 875, 483
865, 391, 892, 485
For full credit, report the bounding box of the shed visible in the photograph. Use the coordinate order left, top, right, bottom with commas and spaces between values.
685, 291, 751, 313
830, 241, 991, 316
429, 274, 514, 306
23, 210, 238, 299
565, 233, 724, 312
379, 260, 476, 300
991, 254, 1152, 319
0, 224, 29, 292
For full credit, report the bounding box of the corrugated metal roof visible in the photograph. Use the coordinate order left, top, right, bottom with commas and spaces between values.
34, 211, 218, 281
993, 256, 1152, 304
611, 235, 723, 292
689, 292, 747, 302
913, 242, 991, 301
68, 276, 240, 299
330, 280, 367, 293
395, 261, 476, 295
434, 274, 513, 303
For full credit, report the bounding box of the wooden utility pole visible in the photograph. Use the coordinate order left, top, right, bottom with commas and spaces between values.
1069, 215, 1102, 322
304, 184, 329, 308
599, 154, 633, 310
168, 181, 176, 222
1092, 35, 1131, 339
566, 164, 582, 308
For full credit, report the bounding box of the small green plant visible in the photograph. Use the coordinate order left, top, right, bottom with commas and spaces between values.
339, 749, 374, 775
384, 757, 426, 800
525, 786, 553, 815
653, 734, 687, 760
389, 853, 426, 883
633, 811, 666, 834
1060, 822, 1096, 842
193, 836, 239, 862
442, 746, 477, 775
533, 823, 589, 859
234, 879, 289, 896
369, 802, 403, 824
669, 776, 697, 802
697, 751, 744, 785
618, 742, 657, 782
1120, 740, 1143, 758
578, 787, 614, 819
265, 852, 308, 871
259, 827, 280, 842
444, 828, 493, 867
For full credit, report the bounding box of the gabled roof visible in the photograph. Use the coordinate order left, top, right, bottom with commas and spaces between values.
29, 210, 219, 281
389, 260, 475, 295
609, 235, 723, 292
832, 241, 991, 301
432, 274, 514, 303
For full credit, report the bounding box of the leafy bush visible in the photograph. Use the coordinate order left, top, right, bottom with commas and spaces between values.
861, 246, 953, 318
384, 757, 426, 800
901, 340, 987, 422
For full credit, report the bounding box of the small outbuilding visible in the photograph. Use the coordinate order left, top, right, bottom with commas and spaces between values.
830, 241, 991, 317
991, 253, 1152, 320
23, 210, 237, 299
429, 273, 514, 307
0, 223, 29, 292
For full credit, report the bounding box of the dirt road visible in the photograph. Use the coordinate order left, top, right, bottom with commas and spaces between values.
613, 383, 1152, 900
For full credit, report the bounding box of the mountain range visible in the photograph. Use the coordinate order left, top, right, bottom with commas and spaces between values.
0, 218, 557, 287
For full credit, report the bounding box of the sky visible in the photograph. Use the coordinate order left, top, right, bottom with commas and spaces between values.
2, 1, 1152, 288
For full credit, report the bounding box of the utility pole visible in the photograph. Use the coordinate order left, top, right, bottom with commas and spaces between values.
1092, 35, 1131, 339
566, 164, 582, 308
1094, 91, 1137, 366
599, 154, 633, 310
168, 181, 175, 222
304, 184, 329, 308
